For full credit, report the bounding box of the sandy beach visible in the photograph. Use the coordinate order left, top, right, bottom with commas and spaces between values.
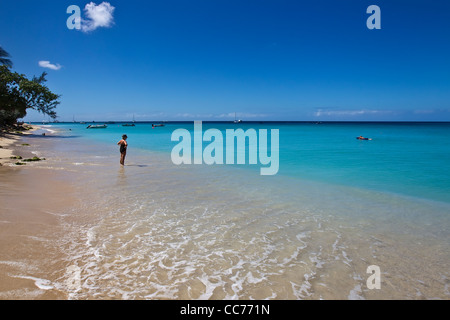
0, 125, 76, 299
0, 134, 20, 166
0, 125, 41, 167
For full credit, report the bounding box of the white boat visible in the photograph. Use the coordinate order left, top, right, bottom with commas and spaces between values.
87, 124, 108, 129
233, 112, 242, 124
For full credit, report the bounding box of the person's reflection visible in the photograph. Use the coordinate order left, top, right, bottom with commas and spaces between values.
117, 165, 127, 186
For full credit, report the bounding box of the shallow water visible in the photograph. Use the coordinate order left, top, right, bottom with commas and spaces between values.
0, 123, 448, 299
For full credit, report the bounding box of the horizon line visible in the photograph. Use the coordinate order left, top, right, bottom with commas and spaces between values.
31, 120, 450, 124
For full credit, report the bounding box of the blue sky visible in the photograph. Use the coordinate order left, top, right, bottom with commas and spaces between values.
1, 0, 449, 121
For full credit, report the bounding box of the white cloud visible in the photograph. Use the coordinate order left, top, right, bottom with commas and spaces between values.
314, 109, 392, 117
413, 109, 435, 114
174, 113, 207, 119
81, 2, 115, 33
38, 61, 62, 70
173, 112, 270, 120
216, 112, 269, 119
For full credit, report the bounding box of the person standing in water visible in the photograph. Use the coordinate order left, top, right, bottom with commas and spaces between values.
117, 134, 128, 165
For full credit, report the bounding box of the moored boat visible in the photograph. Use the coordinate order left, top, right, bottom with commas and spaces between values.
87, 124, 108, 129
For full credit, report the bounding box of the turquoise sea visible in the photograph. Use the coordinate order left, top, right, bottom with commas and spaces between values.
20, 121, 450, 299
55, 121, 450, 203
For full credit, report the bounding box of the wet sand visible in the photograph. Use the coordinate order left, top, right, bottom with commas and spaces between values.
0, 128, 75, 299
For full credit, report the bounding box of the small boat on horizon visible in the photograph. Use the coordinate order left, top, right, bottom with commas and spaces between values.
122, 123, 136, 127
87, 124, 108, 129
233, 112, 242, 124
152, 123, 165, 128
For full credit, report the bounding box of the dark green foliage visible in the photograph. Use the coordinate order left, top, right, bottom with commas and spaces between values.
0, 65, 60, 127
0, 47, 12, 68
